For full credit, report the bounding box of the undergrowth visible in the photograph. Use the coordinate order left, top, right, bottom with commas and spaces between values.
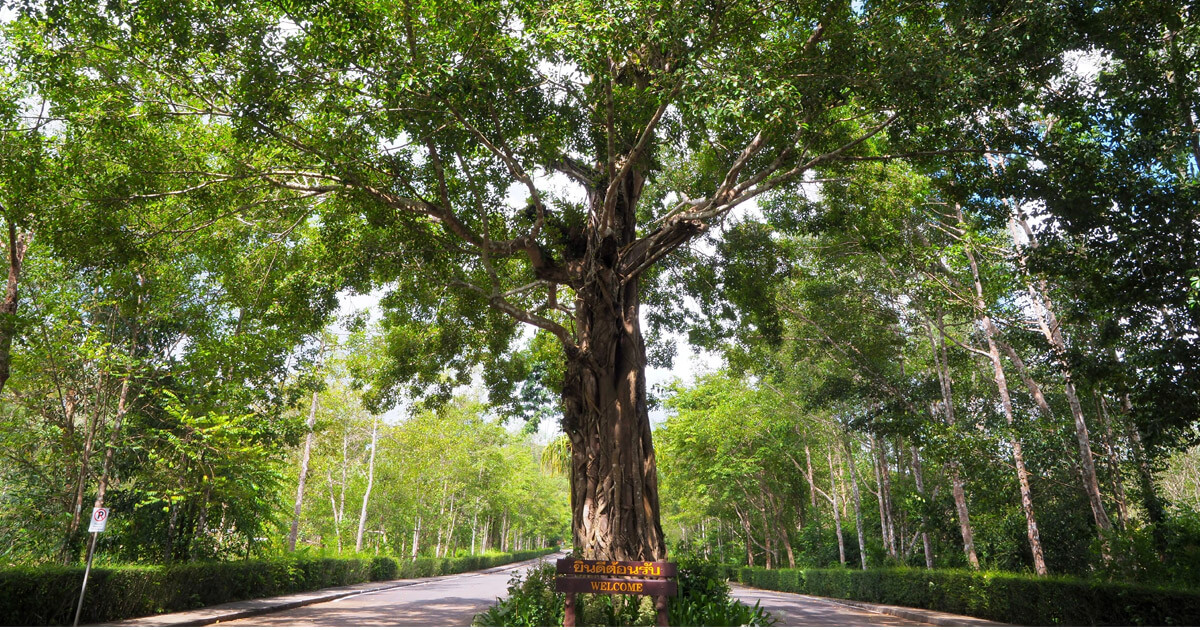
473, 552, 775, 626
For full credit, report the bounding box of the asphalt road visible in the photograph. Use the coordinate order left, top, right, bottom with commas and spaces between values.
219, 558, 552, 627
214, 555, 926, 627
731, 584, 929, 626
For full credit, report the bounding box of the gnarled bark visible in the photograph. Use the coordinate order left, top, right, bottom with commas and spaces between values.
560, 172, 668, 562
561, 290, 666, 560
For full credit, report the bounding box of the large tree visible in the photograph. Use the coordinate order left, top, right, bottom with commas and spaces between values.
20, 0, 1072, 560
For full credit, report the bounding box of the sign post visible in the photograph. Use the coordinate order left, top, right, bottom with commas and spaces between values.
73, 507, 109, 627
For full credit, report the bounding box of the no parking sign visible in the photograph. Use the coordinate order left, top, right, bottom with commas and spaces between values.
88, 507, 110, 533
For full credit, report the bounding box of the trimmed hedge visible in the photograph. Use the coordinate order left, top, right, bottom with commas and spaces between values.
727, 565, 1200, 626
0, 548, 555, 626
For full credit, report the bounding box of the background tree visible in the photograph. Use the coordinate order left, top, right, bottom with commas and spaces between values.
16, 0, 1079, 561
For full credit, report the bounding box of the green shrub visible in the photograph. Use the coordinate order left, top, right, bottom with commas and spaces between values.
729, 565, 1200, 626
0, 548, 557, 626
475, 553, 774, 627
474, 561, 564, 627
370, 556, 398, 581
670, 552, 774, 627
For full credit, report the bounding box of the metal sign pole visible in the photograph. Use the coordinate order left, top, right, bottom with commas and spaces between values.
73, 531, 98, 627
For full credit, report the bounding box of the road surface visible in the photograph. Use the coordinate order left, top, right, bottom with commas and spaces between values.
220, 558, 550, 626
216, 557, 927, 626
731, 584, 929, 626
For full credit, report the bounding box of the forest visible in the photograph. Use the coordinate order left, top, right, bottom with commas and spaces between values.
0, 0, 1197, 608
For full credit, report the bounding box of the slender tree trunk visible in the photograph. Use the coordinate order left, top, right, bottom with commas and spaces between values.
873, 437, 897, 558
1011, 211, 1113, 535
328, 471, 342, 553
763, 482, 795, 568
94, 361, 134, 511
500, 509, 509, 553
928, 311, 981, 570
760, 502, 774, 569
911, 446, 935, 569
827, 451, 846, 566
191, 482, 212, 561
411, 515, 421, 561
289, 390, 320, 552
471, 511, 478, 555
443, 493, 458, 558
0, 221, 30, 395
736, 507, 754, 567
165, 497, 180, 562
870, 436, 891, 559
65, 391, 108, 562
1125, 415, 1167, 528
337, 428, 348, 552
804, 443, 818, 509
1096, 396, 1129, 528
963, 234, 1048, 576
844, 437, 869, 570
355, 416, 378, 553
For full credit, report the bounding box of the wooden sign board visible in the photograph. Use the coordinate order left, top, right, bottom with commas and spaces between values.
555, 558, 678, 626
555, 575, 678, 597
556, 558, 678, 578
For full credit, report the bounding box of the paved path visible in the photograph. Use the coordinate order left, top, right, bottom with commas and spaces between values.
732, 584, 932, 626
211, 557, 554, 627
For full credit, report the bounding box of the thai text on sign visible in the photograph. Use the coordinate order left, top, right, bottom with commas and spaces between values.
554, 558, 678, 597
555, 558, 678, 578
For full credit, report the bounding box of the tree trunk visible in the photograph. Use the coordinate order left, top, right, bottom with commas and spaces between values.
760, 503, 774, 569
1011, 210, 1113, 535
355, 415, 377, 553
165, 497, 180, 562
874, 437, 897, 558
64, 389, 108, 562
556, 165, 681, 562
804, 442, 818, 509
471, 511, 479, 555
1096, 396, 1129, 528
1125, 414, 1167, 529
870, 436, 891, 559
443, 493, 458, 558
911, 446, 935, 569
963, 234, 1048, 576
0, 221, 30, 396
191, 482, 212, 561
929, 310, 981, 570
500, 509, 509, 553
289, 390, 320, 552
328, 471, 342, 553
827, 451, 846, 566
411, 515, 421, 561
560, 274, 666, 561
736, 507, 754, 567
843, 437, 868, 570
763, 482, 795, 568
94, 365, 133, 511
